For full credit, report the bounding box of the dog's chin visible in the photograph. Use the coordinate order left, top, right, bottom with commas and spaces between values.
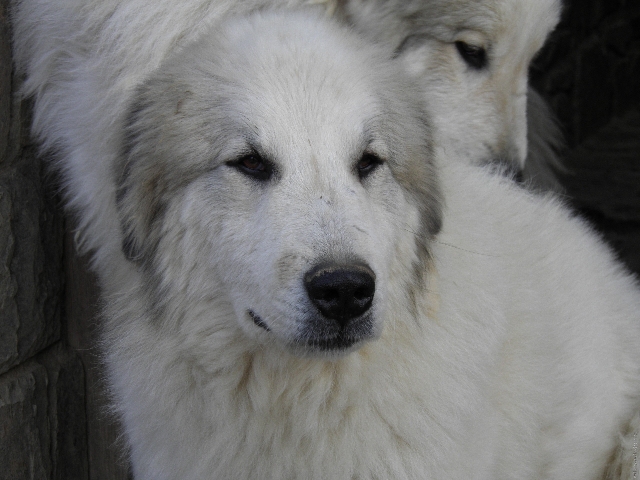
248, 310, 379, 358
291, 331, 376, 359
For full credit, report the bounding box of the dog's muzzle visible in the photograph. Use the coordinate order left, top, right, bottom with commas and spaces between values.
249, 262, 378, 353
298, 262, 377, 351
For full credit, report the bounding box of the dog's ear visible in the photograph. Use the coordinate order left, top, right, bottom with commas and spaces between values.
394, 34, 428, 58
115, 87, 167, 264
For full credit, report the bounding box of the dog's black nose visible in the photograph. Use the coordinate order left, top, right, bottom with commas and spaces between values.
304, 263, 375, 325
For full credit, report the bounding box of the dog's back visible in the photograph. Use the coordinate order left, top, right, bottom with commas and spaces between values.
435, 159, 640, 477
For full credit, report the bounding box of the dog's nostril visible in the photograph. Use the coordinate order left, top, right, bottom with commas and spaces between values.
354, 286, 372, 301
304, 263, 375, 325
318, 289, 339, 302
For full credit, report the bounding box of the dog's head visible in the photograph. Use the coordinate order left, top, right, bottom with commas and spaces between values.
115, 10, 441, 357
344, 0, 561, 172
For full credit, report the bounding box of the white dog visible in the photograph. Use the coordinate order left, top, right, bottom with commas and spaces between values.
17, 7, 640, 478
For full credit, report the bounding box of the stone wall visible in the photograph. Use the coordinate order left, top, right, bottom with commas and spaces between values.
0, 0, 88, 477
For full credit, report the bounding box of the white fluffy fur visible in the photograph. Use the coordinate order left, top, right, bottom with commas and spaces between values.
12, 3, 640, 480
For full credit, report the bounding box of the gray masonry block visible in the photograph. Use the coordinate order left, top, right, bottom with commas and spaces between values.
0, 344, 88, 480
0, 0, 64, 375
0, 0, 10, 159
46, 345, 89, 480
0, 359, 51, 479
0, 141, 64, 377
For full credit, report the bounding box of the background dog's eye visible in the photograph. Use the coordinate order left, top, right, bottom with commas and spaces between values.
230, 153, 272, 181
455, 41, 487, 70
357, 152, 383, 179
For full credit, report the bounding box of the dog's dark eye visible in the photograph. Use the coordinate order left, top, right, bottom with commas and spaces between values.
356, 152, 384, 179
455, 41, 487, 70
230, 153, 272, 181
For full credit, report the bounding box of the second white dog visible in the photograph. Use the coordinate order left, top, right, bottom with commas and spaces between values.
345, 0, 564, 187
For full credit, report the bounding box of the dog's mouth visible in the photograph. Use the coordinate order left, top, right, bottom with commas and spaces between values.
248, 310, 270, 331
248, 309, 375, 353
302, 330, 368, 352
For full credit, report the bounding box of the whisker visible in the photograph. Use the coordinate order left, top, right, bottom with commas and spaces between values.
389, 217, 500, 258
432, 240, 500, 257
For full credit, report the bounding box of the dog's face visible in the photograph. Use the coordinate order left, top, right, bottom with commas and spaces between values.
116, 12, 441, 357
345, 0, 561, 170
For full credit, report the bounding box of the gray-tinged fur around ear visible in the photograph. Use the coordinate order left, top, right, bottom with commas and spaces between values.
116, 78, 213, 264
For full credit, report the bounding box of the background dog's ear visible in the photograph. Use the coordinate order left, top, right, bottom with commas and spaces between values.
115, 88, 167, 264
394, 33, 429, 58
